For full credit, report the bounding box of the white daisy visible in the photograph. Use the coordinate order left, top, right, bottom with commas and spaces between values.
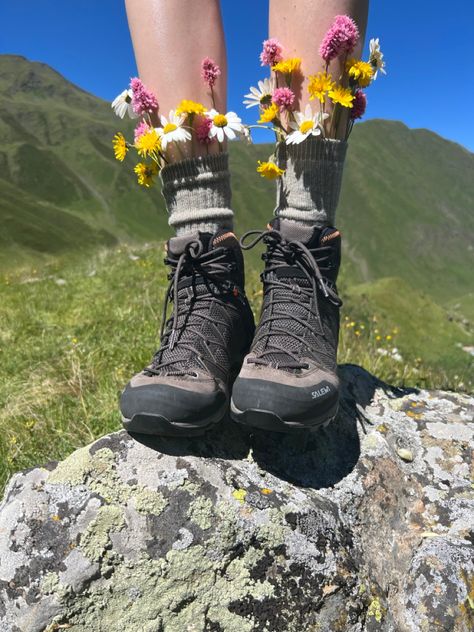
156, 111, 191, 149
206, 109, 242, 142
286, 105, 329, 145
369, 38, 386, 79
111, 89, 137, 119
243, 77, 274, 109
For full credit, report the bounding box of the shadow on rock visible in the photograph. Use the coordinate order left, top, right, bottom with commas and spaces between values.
129, 364, 418, 490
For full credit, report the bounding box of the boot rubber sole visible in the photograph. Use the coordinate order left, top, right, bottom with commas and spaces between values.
229, 399, 338, 433
122, 402, 227, 437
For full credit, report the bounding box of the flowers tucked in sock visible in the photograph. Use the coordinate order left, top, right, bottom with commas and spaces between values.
111, 58, 252, 235
242, 20, 386, 227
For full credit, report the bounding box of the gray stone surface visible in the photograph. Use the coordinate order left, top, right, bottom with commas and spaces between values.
0, 365, 473, 632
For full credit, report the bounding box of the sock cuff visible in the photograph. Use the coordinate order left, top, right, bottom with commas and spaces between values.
160, 152, 230, 185
160, 153, 233, 234
276, 136, 347, 165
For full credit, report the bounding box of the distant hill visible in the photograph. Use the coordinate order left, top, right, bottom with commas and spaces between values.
1, 54, 473, 306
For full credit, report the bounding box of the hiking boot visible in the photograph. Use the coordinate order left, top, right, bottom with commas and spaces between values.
230, 218, 342, 432
120, 229, 255, 436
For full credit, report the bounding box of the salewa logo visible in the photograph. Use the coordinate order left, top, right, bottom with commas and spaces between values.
312, 385, 330, 399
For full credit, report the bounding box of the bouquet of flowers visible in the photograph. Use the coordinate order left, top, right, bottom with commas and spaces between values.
111, 58, 248, 187
244, 15, 386, 179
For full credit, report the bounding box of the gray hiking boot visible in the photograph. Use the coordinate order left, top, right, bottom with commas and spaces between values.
120, 229, 255, 436
230, 218, 342, 432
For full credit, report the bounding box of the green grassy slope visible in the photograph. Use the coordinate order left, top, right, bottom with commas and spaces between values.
1, 243, 470, 493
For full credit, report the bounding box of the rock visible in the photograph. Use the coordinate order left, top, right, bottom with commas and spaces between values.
0, 365, 473, 632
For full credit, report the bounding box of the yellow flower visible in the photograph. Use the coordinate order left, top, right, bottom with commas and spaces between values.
376, 335, 382, 341
386, 334, 392, 341
134, 162, 159, 187
346, 59, 374, 88
112, 132, 128, 162
272, 57, 301, 74
308, 72, 335, 103
256, 160, 285, 179
135, 128, 161, 157
175, 99, 206, 116
328, 85, 355, 108
258, 102, 279, 123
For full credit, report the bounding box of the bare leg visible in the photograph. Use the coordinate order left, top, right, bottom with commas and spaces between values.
269, 0, 369, 138
125, 0, 227, 157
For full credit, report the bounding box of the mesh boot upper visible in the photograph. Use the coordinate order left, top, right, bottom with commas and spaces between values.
147, 230, 254, 382
243, 219, 342, 374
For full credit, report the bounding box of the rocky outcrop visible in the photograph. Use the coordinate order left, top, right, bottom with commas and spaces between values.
1, 365, 473, 632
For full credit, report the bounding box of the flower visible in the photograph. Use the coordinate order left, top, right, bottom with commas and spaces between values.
130, 77, 159, 115
206, 109, 242, 142
157, 110, 191, 149
346, 59, 374, 87
286, 104, 329, 144
201, 57, 221, 88
369, 38, 386, 79
308, 72, 335, 103
195, 116, 213, 144
111, 89, 137, 119
272, 87, 295, 110
134, 162, 159, 187
328, 85, 355, 108
112, 133, 128, 161
319, 15, 359, 63
256, 160, 285, 179
258, 102, 279, 123
350, 89, 367, 119
175, 99, 206, 116
272, 57, 301, 74
243, 77, 274, 109
260, 38, 283, 66
135, 128, 161, 157
134, 121, 150, 142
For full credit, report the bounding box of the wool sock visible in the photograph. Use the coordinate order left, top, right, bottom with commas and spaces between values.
274, 137, 347, 228
160, 153, 233, 236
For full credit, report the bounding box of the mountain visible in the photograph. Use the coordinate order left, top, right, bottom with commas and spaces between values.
1, 55, 473, 304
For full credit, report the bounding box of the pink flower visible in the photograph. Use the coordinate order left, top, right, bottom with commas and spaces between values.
319, 15, 359, 63
260, 38, 283, 67
272, 87, 295, 110
130, 77, 159, 115
350, 89, 367, 120
134, 120, 150, 141
195, 116, 213, 144
201, 57, 221, 88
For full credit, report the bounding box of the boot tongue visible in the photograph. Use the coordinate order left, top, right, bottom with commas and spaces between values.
271, 218, 318, 244
167, 228, 239, 256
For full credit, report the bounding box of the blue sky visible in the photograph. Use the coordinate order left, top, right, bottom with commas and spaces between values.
1, 0, 473, 150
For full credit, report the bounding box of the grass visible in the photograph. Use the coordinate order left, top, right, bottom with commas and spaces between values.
1, 243, 471, 494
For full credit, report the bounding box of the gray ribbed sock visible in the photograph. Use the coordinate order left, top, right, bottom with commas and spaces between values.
160, 153, 233, 236
274, 137, 347, 227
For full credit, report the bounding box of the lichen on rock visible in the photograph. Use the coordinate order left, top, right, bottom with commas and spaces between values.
0, 366, 473, 631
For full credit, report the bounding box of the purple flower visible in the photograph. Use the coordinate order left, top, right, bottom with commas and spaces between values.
196, 116, 214, 144
201, 57, 221, 88
260, 38, 283, 67
272, 87, 295, 110
350, 89, 367, 120
130, 77, 159, 115
319, 15, 359, 63
134, 120, 150, 141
